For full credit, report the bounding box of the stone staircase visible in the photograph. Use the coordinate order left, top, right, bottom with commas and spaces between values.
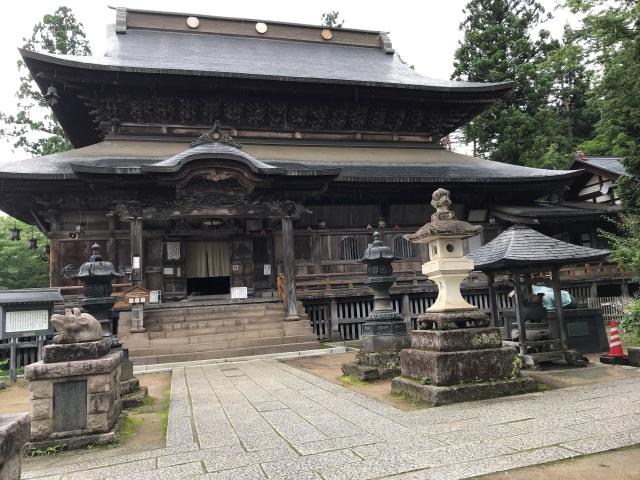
118, 299, 319, 366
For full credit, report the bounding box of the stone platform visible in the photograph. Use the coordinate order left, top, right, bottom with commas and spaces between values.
393, 328, 537, 405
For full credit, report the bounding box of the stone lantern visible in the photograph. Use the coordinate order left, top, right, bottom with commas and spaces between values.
406, 188, 488, 329
64, 244, 125, 336
391, 189, 536, 405
341, 232, 410, 380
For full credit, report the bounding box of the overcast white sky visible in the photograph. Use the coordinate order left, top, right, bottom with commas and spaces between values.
0, 0, 573, 163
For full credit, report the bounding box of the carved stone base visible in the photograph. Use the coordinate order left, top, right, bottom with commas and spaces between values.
42, 340, 111, 364
27, 413, 126, 451
391, 376, 537, 406
341, 351, 402, 381
417, 310, 490, 330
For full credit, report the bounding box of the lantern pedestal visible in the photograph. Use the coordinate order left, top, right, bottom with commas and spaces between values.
392, 328, 536, 405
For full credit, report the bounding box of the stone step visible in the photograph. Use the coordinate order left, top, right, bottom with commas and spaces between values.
132, 341, 321, 366
131, 333, 317, 358
145, 314, 289, 330
147, 321, 291, 339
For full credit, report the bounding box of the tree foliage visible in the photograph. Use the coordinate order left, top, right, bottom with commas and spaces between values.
0, 6, 91, 157
321, 11, 344, 28
453, 0, 596, 168
0, 217, 49, 289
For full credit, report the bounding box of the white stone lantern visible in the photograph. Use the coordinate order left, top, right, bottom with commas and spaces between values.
406, 188, 488, 329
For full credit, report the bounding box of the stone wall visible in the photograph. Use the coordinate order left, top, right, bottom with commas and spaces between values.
0, 413, 30, 480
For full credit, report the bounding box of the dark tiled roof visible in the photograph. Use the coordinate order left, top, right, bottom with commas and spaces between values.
20, 27, 511, 93
468, 225, 610, 271
582, 157, 628, 177
0, 140, 582, 184
0, 288, 63, 305
571, 156, 630, 178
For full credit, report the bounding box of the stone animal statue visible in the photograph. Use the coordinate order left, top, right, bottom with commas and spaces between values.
50, 308, 102, 344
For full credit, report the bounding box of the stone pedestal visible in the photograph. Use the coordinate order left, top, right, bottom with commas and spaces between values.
0, 413, 30, 480
25, 348, 123, 449
392, 327, 536, 405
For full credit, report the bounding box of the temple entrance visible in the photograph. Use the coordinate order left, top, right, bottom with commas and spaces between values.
186, 240, 231, 296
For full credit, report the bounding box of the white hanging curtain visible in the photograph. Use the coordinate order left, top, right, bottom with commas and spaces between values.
186, 241, 231, 278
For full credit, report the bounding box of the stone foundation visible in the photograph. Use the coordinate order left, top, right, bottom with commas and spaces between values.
342, 351, 402, 381
26, 350, 123, 447
393, 327, 537, 405
42, 340, 110, 364
0, 413, 30, 480
391, 376, 536, 406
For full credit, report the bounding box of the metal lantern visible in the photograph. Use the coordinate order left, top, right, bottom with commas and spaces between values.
9, 225, 20, 241
28, 227, 37, 250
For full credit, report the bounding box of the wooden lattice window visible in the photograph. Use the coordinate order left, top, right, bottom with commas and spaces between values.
393, 236, 414, 258
339, 236, 362, 261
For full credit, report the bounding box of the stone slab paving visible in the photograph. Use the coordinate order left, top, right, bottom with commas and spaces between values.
22, 360, 640, 480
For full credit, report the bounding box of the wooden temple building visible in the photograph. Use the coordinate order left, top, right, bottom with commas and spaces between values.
0, 7, 632, 364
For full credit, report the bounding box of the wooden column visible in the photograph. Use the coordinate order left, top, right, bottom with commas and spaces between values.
512, 272, 527, 356
49, 238, 60, 287
330, 298, 340, 340
487, 272, 500, 328
552, 268, 568, 350
130, 216, 144, 287
281, 216, 299, 320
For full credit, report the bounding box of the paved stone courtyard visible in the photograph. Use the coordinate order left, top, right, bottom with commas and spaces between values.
22, 358, 640, 480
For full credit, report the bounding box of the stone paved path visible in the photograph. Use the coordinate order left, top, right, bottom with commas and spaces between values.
23, 359, 640, 480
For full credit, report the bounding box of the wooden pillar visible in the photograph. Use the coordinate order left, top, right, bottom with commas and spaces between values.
49, 238, 60, 287
130, 216, 144, 287
590, 281, 598, 301
487, 272, 500, 328
281, 216, 299, 320
552, 268, 568, 350
512, 272, 527, 356
621, 282, 629, 298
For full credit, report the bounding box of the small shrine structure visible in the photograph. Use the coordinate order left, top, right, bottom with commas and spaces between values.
468, 225, 610, 368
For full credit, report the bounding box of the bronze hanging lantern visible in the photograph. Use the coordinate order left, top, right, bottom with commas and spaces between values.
28, 227, 37, 250
9, 223, 20, 241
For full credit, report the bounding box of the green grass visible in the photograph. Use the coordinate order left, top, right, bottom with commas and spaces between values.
115, 414, 141, 444
390, 392, 434, 409
27, 445, 63, 457
159, 389, 171, 440
337, 374, 365, 386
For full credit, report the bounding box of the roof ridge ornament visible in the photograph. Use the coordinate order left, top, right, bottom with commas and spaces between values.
190, 121, 243, 150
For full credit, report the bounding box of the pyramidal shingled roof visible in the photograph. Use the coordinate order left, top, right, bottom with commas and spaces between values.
468, 225, 610, 271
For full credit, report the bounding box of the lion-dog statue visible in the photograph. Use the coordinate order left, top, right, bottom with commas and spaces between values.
50, 308, 102, 344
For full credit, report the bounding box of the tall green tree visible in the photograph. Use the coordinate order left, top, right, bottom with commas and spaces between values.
453, 0, 595, 168
0, 6, 91, 156
0, 217, 49, 289
320, 11, 344, 28
567, 1, 640, 280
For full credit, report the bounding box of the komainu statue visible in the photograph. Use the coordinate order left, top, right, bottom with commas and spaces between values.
50, 308, 102, 344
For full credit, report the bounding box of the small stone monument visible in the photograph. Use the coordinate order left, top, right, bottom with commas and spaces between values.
25, 309, 123, 449
391, 189, 536, 405
342, 232, 410, 380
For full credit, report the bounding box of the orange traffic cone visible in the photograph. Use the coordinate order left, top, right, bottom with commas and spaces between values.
608, 320, 625, 357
